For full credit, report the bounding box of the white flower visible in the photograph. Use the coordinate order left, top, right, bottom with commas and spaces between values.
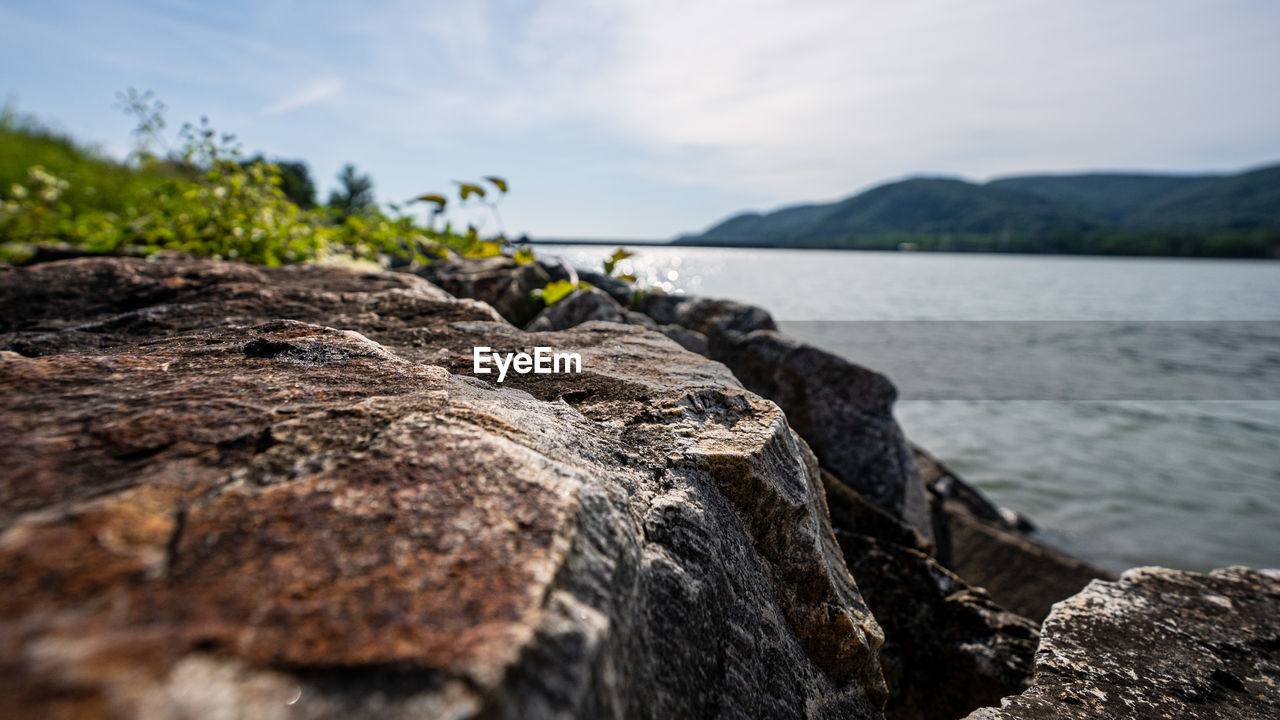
10, 184, 27, 200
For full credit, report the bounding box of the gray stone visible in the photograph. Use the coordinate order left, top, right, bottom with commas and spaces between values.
823, 472, 1038, 720
714, 329, 933, 541
524, 287, 625, 331
417, 256, 550, 326
658, 323, 710, 356
965, 567, 1280, 720
916, 447, 1115, 622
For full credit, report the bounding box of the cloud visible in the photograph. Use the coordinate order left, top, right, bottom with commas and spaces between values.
262, 77, 343, 116
343, 0, 1278, 202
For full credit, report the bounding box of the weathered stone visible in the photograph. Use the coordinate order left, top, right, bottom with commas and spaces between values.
0, 257, 887, 719
633, 291, 691, 325
669, 297, 778, 344
628, 293, 931, 541
823, 472, 1037, 720
712, 329, 933, 541
944, 512, 1115, 624
621, 309, 658, 330
525, 287, 625, 331
417, 256, 550, 326
657, 323, 710, 356
966, 567, 1280, 720
915, 447, 1114, 622
576, 268, 635, 307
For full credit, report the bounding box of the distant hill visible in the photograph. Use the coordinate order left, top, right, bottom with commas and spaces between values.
675, 163, 1280, 257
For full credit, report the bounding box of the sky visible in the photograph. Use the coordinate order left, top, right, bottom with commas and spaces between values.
2, 0, 1279, 240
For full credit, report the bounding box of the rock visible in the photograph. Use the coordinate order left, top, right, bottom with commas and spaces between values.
713, 330, 933, 542
915, 447, 1115, 622
944, 512, 1115, 623
822, 472, 1037, 720
965, 567, 1280, 720
668, 297, 778, 345
657, 323, 710, 356
417, 256, 550, 326
0, 257, 888, 719
621, 309, 659, 330
628, 293, 932, 542
837, 533, 1038, 720
633, 291, 691, 325
525, 287, 625, 331
577, 269, 636, 307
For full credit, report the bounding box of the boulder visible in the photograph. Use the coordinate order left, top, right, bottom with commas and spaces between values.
715, 330, 933, 542
944, 512, 1115, 624
668, 297, 778, 344
966, 567, 1280, 720
0, 256, 887, 719
525, 287, 626, 331
575, 268, 636, 307
915, 447, 1115, 622
657, 323, 710, 355
417, 256, 550, 326
633, 291, 691, 325
822, 472, 1037, 720
629, 294, 932, 542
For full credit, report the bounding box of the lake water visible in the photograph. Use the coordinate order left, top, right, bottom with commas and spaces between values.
536, 245, 1280, 573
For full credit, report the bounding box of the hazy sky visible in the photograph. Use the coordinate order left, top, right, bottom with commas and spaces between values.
3, 0, 1278, 239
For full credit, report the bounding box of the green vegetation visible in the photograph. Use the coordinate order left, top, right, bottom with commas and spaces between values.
678, 169, 1280, 257
0, 95, 521, 267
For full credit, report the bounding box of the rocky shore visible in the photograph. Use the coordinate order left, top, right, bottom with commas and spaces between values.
1, 254, 1275, 719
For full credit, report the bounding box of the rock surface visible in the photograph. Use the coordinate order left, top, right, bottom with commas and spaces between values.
915, 448, 1114, 622
417, 255, 550, 327
720, 330, 932, 541
966, 567, 1280, 720
823, 473, 1038, 720
630, 294, 932, 542
0, 257, 887, 719
525, 287, 625, 331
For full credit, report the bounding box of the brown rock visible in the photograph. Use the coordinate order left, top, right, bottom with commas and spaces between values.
0, 256, 887, 719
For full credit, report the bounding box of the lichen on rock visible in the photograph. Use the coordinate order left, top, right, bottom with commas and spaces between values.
965, 566, 1280, 720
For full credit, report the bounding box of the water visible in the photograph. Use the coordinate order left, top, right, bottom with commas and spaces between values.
536, 245, 1280, 572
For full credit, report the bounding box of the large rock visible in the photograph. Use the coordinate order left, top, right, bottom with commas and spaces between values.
915, 447, 1114, 622
525, 287, 625, 331
966, 567, 1280, 720
631, 294, 932, 542
417, 256, 550, 326
0, 257, 887, 719
823, 473, 1038, 720
717, 330, 932, 543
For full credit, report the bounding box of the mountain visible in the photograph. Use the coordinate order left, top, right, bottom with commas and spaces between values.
676, 163, 1280, 257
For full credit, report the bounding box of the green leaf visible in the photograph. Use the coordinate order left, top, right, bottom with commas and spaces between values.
464, 239, 503, 258
512, 245, 536, 265
603, 246, 634, 275
413, 193, 448, 207
536, 279, 577, 306
615, 274, 636, 284
484, 176, 508, 193
456, 182, 486, 201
